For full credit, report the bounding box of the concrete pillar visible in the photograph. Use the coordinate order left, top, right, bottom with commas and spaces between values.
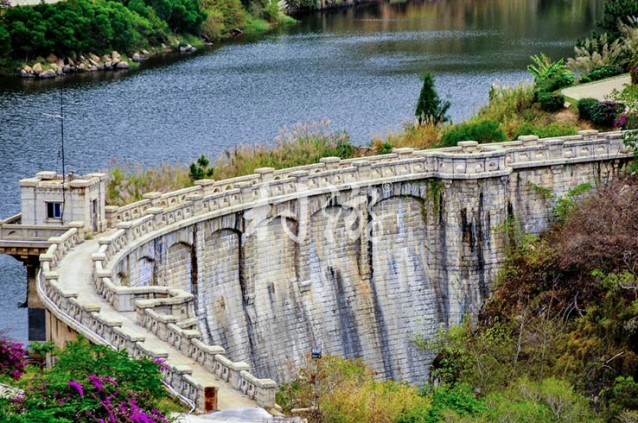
25, 257, 46, 341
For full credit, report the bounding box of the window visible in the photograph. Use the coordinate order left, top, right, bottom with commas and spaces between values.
47, 202, 62, 219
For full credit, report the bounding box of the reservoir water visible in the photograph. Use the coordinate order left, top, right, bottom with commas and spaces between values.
0, 0, 602, 342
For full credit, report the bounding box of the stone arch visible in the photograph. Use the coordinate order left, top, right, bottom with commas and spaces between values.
197, 228, 249, 360
164, 241, 194, 292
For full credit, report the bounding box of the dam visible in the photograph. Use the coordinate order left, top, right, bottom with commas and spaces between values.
0, 130, 631, 411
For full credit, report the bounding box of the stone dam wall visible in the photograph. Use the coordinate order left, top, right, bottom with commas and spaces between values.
92, 130, 630, 387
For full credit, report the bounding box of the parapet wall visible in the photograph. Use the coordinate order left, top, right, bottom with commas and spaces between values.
39, 130, 633, 408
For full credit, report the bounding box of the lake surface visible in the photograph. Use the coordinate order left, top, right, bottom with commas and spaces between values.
0, 0, 602, 342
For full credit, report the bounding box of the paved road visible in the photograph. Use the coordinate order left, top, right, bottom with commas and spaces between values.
562, 74, 631, 101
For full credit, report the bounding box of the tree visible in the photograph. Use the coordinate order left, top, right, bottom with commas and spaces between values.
415, 72, 450, 125
189, 154, 214, 181
598, 0, 638, 38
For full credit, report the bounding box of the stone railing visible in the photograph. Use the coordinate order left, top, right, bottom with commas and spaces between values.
102, 130, 630, 230
36, 225, 219, 411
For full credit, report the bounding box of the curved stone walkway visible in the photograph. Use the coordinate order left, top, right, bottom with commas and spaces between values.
562, 74, 631, 101
55, 235, 263, 412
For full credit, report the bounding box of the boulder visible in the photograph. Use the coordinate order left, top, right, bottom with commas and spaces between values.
23, 65, 33, 73
39, 69, 56, 79
56, 67, 64, 76
112, 51, 121, 61
141, 49, 149, 56
116, 61, 129, 70
89, 53, 101, 63
66, 58, 75, 66
46, 53, 58, 64
101, 55, 110, 63
20, 69, 33, 78
132, 52, 141, 62
32, 62, 43, 75
77, 63, 87, 72
89, 65, 98, 71
104, 61, 113, 70
63, 65, 71, 73
89, 58, 99, 67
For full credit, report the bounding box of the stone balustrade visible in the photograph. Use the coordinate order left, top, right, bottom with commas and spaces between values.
102, 131, 630, 233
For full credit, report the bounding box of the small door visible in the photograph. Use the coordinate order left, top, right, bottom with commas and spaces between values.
92, 199, 98, 232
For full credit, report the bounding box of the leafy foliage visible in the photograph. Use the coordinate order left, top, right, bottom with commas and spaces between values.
577, 97, 600, 121
0, 337, 172, 422
528, 53, 574, 85
597, 0, 638, 37
0, 335, 27, 381
277, 354, 430, 423
439, 119, 506, 147
590, 101, 625, 127
189, 154, 215, 181
536, 91, 565, 113
579, 64, 623, 83
513, 122, 577, 139
415, 72, 451, 125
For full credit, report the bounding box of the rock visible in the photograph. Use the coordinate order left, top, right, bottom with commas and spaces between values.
101, 55, 110, 63
46, 53, 58, 64
88, 58, 98, 67
32, 63, 43, 75
115, 61, 129, 70
141, 49, 149, 56
23, 65, 33, 74
104, 61, 113, 70
77, 63, 87, 72
66, 58, 75, 66
179, 44, 194, 53
112, 51, 121, 61
39, 69, 56, 79
79, 54, 85, 61
89, 53, 100, 63
63, 65, 71, 73
132, 52, 141, 62
50, 63, 58, 71
20, 69, 33, 78
89, 65, 98, 71
56, 67, 64, 76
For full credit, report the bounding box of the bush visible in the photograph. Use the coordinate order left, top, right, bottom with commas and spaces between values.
513, 122, 577, 139
632, 67, 638, 85
0, 336, 27, 381
580, 65, 623, 83
537, 91, 565, 112
591, 101, 625, 126
615, 113, 638, 130
439, 120, 506, 147
534, 73, 574, 95
578, 98, 600, 121
1, 337, 172, 422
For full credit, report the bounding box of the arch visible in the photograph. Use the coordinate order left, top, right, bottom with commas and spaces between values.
135, 256, 155, 287
164, 241, 194, 292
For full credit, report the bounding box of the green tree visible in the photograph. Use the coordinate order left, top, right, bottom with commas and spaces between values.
415, 72, 450, 125
189, 154, 215, 181
598, 0, 638, 37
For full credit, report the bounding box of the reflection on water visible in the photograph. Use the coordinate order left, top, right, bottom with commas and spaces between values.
0, 0, 602, 342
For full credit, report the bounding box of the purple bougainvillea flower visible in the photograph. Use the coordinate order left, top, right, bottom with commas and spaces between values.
68, 380, 84, 397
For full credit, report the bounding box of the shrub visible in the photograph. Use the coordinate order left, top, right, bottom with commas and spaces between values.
439, 120, 506, 147
591, 101, 625, 126
580, 65, 624, 83
615, 113, 638, 130
534, 74, 573, 95
1, 337, 172, 422
513, 122, 577, 139
0, 336, 27, 381
597, 0, 638, 37
528, 53, 574, 84
537, 91, 565, 113
632, 67, 638, 85
415, 72, 450, 125
578, 98, 600, 121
